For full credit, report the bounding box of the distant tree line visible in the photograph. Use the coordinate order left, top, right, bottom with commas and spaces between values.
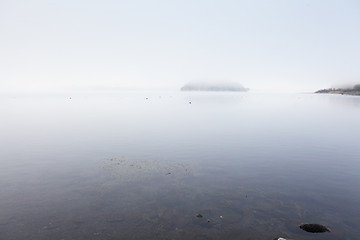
181, 82, 249, 92
315, 84, 360, 95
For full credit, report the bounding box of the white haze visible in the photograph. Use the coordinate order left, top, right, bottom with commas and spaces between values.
1, 0, 360, 93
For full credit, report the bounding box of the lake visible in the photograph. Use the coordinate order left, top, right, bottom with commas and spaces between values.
1, 91, 360, 240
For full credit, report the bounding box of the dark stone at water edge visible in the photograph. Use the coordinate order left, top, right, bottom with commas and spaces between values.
299, 223, 330, 233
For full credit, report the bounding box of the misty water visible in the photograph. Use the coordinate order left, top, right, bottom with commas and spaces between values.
1, 91, 360, 240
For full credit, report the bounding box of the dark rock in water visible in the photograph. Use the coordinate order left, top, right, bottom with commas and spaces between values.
196, 214, 203, 218
300, 223, 330, 233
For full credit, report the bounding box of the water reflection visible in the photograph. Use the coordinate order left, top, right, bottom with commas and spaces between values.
0, 92, 359, 239
324, 93, 360, 108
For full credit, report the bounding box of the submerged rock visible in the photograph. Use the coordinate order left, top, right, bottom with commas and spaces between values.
299, 223, 330, 233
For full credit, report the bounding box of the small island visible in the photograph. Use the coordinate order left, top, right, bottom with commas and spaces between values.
315, 84, 360, 96
181, 82, 249, 92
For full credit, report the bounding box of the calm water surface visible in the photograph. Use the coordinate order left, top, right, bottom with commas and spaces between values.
1, 92, 360, 240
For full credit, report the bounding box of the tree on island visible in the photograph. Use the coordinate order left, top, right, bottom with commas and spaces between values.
181, 82, 249, 92
315, 84, 360, 95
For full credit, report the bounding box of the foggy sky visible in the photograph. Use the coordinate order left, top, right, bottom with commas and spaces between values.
1, 0, 360, 93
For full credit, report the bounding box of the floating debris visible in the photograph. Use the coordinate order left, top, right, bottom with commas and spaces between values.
299, 223, 330, 233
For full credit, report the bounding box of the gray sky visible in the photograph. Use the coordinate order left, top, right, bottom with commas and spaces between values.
1, 0, 359, 93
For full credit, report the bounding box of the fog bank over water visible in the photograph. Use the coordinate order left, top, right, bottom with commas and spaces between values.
1, 1, 360, 93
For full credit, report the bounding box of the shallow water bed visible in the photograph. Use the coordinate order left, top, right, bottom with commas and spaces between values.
1, 92, 359, 239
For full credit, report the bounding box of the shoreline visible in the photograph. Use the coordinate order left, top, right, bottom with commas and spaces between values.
315, 89, 360, 96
